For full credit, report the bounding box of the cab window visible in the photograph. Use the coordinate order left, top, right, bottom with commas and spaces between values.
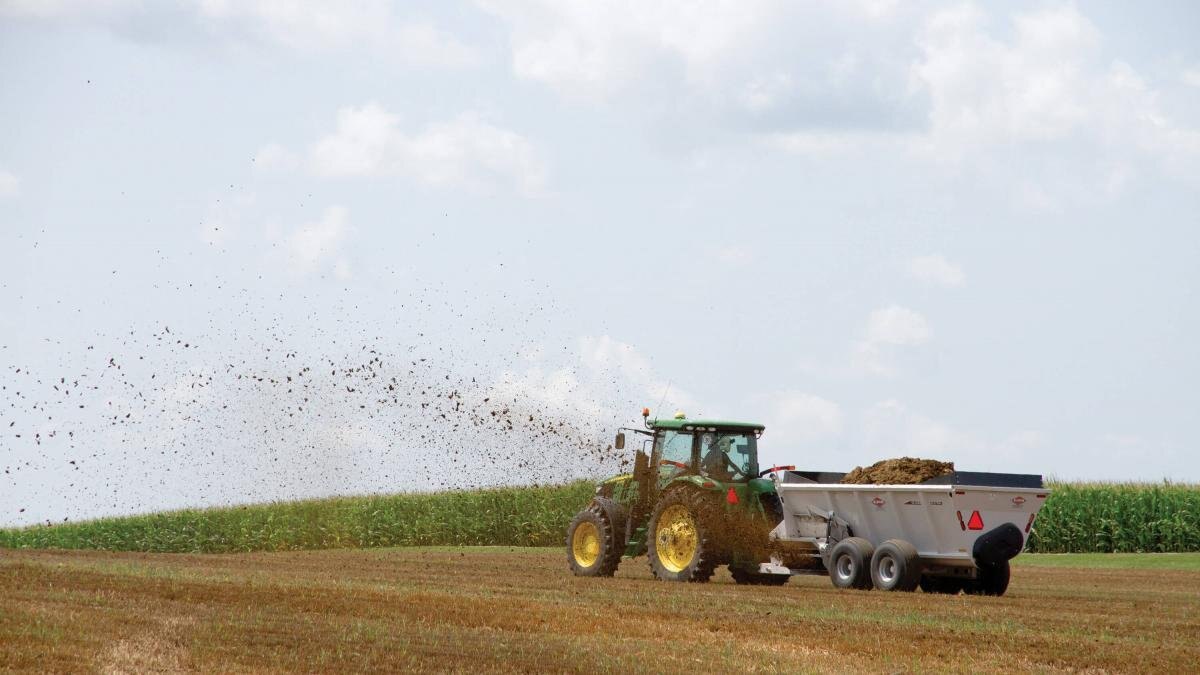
653, 431, 694, 476
699, 432, 756, 480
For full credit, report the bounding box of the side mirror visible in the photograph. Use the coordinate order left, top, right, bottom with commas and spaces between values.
614, 432, 626, 450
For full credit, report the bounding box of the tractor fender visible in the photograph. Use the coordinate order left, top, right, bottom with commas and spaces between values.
747, 477, 776, 495
672, 475, 723, 492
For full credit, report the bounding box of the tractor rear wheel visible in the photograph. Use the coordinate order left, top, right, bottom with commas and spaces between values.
647, 490, 718, 583
566, 503, 622, 577
730, 567, 789, 586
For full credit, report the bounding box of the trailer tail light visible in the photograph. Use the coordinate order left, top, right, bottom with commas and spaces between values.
967, 510, 984, 530
726, 488, 739, 505
1025, 513, 1037, 534
956, 511, 966, 531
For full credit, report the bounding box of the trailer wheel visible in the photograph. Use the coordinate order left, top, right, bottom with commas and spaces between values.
647, 490, 718, 583
870, 539, 922, 592
828, 537, 874, 590
919, 576, 967, 594
730, 567, 790, 586
966, 560, 1010, 596
565, 503, 622, 577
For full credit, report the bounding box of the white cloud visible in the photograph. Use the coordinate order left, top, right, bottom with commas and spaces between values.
1098, 433, 1145, 449
2, 1, 478, 66
866, 305, 931, 345
481, 2, 1200, 185
308, 104, 548, 196
852, 305, 932, 375
910, 4, 1200, 179
857, 403, 1054, 474
740, 71, 794, 114
851, 341, 894, 376
0, 0, 138, 20
912, 5, 1097, 152
478, 0, 922, 130
860, 399, 975, 458
908, 254, 964, 287
491, 365, 608, 422
196, 1, 478, 64
479, 1, 775, 100
1183, 66, 1200, 89
491, 335, 694, 432
995, 429, 1048, 466
286, 205, 350, 274
0, 169, 18, 198
578, 335, 694, 412
709, 245, 754, 266
770, 392, 843, 443
252, 143, 299, 171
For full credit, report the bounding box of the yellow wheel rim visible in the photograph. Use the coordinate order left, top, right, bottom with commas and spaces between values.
572, 521, 601, 568
655, 504, 698, 573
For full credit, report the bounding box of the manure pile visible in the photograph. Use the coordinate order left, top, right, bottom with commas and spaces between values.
840, 457, 954, 484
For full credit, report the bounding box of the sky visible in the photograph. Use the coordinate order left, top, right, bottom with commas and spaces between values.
2, 1, 1199, 526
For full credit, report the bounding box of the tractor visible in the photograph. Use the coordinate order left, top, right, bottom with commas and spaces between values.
566, 408, 794, 583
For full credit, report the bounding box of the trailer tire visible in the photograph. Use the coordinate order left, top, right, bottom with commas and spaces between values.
919, 575, 967, 595
870, 539, 922, 592
730, 567, 789, 586
647, 490, 718, 583
967, 560, 1010, 597
828, 537, 874, 590
566, 503, 623, 577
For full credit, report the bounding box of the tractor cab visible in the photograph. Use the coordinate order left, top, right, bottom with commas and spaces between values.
647, 414, 763, 485
614, 409, 768, 494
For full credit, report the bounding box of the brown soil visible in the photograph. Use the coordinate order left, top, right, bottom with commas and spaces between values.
840, 457, 954, 484
2, 547, 1199, 673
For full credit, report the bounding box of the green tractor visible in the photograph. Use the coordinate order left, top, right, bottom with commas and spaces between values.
566, 408, 794, 584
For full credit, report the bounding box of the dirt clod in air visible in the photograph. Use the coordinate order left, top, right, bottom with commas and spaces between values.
840, 457, 954, 485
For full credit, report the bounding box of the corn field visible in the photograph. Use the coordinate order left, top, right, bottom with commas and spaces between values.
1, 480, 1196, 554
1027, 481, 1200, 553
0, 482, 598, 553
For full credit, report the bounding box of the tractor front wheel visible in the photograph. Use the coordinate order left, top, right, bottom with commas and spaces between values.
566, 503, 622, 577
647, 491, 718, 583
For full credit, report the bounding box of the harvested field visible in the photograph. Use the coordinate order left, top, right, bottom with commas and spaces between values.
3, 547, 1198, 673
840, 457, 955, 484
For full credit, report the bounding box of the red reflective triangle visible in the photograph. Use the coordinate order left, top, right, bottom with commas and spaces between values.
726, 487, 739, 504
967, 510, 984, 530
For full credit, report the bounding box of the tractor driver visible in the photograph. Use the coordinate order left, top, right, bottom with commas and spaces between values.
701, 435, 744, 481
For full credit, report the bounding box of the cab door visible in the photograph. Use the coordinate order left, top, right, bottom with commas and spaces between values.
651, 429, 696, 487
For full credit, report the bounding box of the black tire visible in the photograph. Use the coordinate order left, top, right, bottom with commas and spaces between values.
730, 567, 790, 586
966, 560, 1010, 596
565, 502, 622, 577
647, 490, 718, 583
919, 575, 968, 595
828, 537, 874, 590
870, 539, 922, 592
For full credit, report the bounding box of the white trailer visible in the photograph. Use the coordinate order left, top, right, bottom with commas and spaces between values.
759, 470, 1049, 595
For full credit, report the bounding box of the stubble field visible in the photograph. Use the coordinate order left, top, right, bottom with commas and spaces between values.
3, 547, 1198, 673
